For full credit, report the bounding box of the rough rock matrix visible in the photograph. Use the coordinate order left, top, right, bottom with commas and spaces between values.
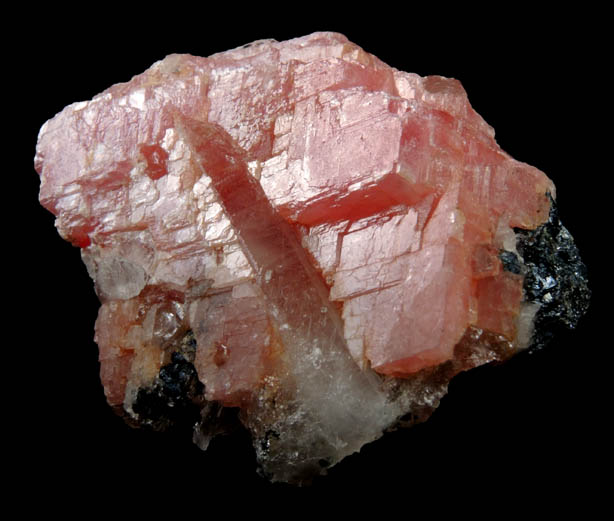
35, 32, 589, 483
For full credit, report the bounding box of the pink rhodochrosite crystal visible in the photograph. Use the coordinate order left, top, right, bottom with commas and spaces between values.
34, 32, 589, 483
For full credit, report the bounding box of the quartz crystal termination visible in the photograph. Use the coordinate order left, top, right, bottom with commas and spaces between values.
34, 32, 590, 483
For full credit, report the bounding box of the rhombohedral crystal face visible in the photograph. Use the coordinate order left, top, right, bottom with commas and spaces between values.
34, 32, 590, 484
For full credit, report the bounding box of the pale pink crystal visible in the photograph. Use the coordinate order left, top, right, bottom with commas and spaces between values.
35, 32, 571, 483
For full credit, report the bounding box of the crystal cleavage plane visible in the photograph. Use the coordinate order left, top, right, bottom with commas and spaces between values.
34, 32, 590, 483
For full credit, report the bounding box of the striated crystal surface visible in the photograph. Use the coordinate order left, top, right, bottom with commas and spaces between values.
34, 32, 589, 483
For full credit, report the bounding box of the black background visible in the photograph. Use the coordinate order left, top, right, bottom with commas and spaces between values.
14, 6, 606, 512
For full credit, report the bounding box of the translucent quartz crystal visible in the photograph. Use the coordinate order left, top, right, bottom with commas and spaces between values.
34, 32, 589, 483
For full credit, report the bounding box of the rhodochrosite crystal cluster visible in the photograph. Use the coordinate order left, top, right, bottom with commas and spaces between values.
35, 32, 589, 483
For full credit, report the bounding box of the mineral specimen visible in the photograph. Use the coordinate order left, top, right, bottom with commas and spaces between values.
34, 32, 590, 483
